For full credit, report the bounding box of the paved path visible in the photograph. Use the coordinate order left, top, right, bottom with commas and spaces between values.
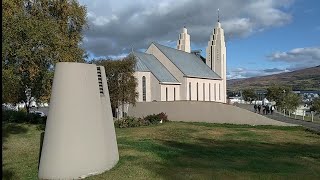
235, 104, 320, 133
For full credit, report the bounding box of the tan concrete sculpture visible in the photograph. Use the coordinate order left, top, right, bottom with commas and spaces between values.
38, 62, 119, 179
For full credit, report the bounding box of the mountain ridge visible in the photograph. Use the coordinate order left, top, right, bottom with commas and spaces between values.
227, 65, 320, 91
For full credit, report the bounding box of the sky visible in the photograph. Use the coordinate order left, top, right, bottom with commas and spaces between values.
78, 0, 320, 79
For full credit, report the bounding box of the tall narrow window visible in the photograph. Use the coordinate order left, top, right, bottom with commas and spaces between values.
209, 83, 211, 101
142, 76, 146, 101
219, 84, 221, 100
166, 87, 168, 101
174, 88, 176, 101
189, 82, 191, 100
211, 47, 213, 68
203, 83, 205, 101
197, 83, 199, 101
214, 83, 216, 101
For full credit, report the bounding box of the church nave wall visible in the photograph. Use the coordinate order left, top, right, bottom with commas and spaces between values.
186, 78, 223, 103
160, 84, 180, 101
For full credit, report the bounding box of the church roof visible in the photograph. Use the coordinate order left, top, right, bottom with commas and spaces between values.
135, 56, 149, 72
153, 42, 221, 80
133, 51, 180, 84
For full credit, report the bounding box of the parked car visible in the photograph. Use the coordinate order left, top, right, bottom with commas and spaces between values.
30, 111, 46, 117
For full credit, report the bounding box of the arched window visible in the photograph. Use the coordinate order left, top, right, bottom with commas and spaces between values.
142, 76, 146, 101
197, 82, 199, 101
203, 83, 205, 101
166, 87, 168, 101
189, 82, 191, 100
209, 83, 211, 101
174, 88, 176, 101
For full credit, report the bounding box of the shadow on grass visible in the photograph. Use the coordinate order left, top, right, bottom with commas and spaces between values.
2, 123, 29, 145
2, 123, 29, 179
119, 137, 320, 179
186, 121, 305, 131
2, 163, 18, 180
2, 168, 14, 180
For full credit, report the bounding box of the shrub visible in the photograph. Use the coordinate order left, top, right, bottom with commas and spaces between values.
137, 117, 151, 126
157, 112, 168, 122
114, 112, 168, 128
114, 116, 140, 128
2, 110, 26, 123
27, 113, 46, 124
2, 109, 46, 124
143, 114, 160, 124
144, 112, 168, 124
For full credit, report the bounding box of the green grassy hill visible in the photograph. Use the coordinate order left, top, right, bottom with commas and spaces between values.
3, 122, 320, 179
227, 65, 320, 91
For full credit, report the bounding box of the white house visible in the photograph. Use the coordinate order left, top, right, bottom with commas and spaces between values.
133, 18, 227, 103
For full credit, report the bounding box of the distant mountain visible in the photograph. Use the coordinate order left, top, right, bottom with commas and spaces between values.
227, 65, 320, 91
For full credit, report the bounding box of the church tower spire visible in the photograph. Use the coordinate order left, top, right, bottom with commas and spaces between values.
206, 9, 227, 103
177, 26, 191, 53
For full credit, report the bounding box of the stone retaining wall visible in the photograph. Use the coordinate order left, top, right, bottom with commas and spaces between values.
128, 101, 296, 126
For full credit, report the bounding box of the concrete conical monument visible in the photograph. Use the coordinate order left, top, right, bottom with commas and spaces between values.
38, 62, 119, 179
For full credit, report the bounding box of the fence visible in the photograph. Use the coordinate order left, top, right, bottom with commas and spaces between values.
277, 107, 320, 124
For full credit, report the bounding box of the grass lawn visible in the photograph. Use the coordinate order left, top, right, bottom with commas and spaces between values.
3, 122, 320, 179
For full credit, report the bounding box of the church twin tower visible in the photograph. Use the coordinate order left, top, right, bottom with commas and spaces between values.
177, 17, 226, 100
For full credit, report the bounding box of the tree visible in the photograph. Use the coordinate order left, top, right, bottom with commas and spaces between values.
266, 85, 291, 108
310, 98, 320, 114
118, 56, 138, 117
2, 0, 87, 112
2, 67, 21, 104
266, 85, 301, 112
242, 89, 257, 103
282, 92, 301, 112
93, 55, 138, 117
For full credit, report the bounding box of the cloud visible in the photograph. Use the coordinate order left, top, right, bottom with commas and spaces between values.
267, 47, 320, 68
228, 46, 320, 80
79, 0, 294, 58
222, 18, 254, 38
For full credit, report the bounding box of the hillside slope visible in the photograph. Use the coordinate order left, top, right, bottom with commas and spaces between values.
227, 65, 320, 90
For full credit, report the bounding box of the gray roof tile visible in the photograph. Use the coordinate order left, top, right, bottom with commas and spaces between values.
135, 58, 149, 72
153, 42, 221, 79
133, 51, 180, 83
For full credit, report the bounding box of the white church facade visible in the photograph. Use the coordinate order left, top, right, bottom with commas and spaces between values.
133, 19, 227, 103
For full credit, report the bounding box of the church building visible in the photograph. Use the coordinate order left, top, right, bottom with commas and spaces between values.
133, 18, 227, 103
